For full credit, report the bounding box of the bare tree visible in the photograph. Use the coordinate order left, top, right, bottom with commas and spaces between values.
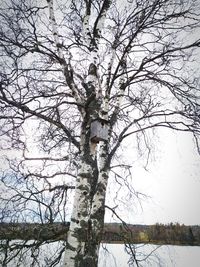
0, 0, 200, 266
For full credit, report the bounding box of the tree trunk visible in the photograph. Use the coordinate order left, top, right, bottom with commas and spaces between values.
62, 110, 109, 266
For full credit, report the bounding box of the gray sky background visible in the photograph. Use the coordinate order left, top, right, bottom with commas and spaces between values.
104, 128, 200, 226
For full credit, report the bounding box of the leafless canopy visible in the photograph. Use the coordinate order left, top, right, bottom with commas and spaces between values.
0, 0, 200, 266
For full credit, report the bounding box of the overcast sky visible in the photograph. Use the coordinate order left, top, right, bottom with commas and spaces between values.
134, 129, 200, 225
105, 128, 200, 226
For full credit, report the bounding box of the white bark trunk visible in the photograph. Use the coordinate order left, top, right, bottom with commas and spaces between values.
62, 137, 109, 267
62, 3, 113, 265
47, 0, 64, 59
62, 159, 92, 266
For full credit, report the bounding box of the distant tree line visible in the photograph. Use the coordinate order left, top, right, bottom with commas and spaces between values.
1, 222, 200, 246
102, 223, 200, 245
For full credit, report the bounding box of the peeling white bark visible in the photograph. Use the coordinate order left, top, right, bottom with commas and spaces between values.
91, 143, 108, 215
87, 72, 102, 103
83, 14, 91, 47
106, 49, 116, 85
83, 2, 111, 65
116, 76, 126, 106
47, 0, 83, 107
63, 159, 92, 266
83, 13, 98, 65
62, 118, 99, 266
95, 10, 107, 39
62, 138, 108, 266
47, 0, 64, 59
63, 234, 79, 267
100, 95, 109, 119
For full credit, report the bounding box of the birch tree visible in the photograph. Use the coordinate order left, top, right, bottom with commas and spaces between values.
0, 0, 200, 266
